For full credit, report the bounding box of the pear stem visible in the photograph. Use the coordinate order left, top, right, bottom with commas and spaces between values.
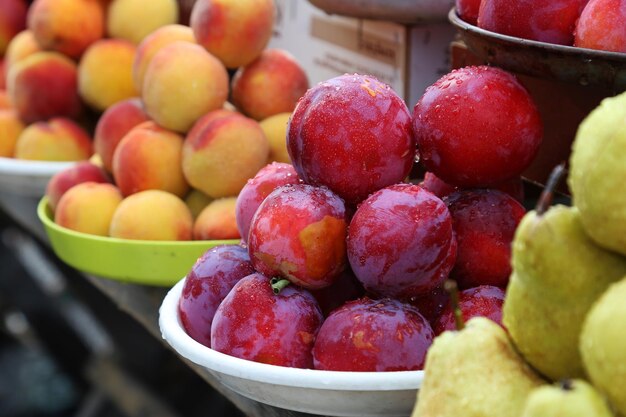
536, 162, 567, 215
270, 278, 290, 294
444, 280, 465, 331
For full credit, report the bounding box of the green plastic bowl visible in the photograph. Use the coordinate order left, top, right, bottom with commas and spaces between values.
37, 197, 241, 286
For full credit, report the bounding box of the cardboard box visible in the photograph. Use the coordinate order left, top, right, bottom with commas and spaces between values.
269, 0, 456, 106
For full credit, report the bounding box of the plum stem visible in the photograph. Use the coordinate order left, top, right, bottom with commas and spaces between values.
444, 280, 464, 331
271, 278, 290, 294
536, 162, 567, 215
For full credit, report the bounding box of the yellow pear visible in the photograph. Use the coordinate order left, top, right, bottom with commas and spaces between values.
412, 317, 545, 417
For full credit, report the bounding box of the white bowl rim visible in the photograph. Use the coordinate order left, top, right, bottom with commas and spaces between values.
0, 156, 76, 175
159, 278, 425, 391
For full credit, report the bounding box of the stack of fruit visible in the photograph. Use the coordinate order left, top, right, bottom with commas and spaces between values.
456, 0, 626, 53
177, 64, 549, 375
0, 0, 310, 242
412, 91, 626, 416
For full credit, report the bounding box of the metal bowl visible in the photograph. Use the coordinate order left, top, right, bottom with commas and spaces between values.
307, 0, 454, 23
448, 8, 626, 92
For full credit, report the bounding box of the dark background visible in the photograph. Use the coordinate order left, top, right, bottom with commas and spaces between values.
0, 207, 245, 417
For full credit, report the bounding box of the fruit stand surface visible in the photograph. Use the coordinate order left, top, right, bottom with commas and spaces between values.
0, 193, 326, 417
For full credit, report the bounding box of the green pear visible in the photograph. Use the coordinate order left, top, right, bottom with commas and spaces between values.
569, 91, 626, 256
503, 205, 626, 381
411, 317, 544, 417
521, 379, 615, 417
580, 277, 626, 416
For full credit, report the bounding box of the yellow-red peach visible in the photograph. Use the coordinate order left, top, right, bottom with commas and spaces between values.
184, 188, 213, 219
0, 0, 27, 56
107, 0, 179, 45
193, 197, 241, 240
182, 113, 269, 197
0, 90, 11, 109
190, 0, 275, 68
54, 182, 123, 236
27, 0, 104, 59
142, 41, 228, 132
14, 117, 92, 161
0, 60, 5, 90
132, 24, 195, 93
46, 161, 111, 212
186, 108, 236, 140
259, 112, 292, 164
193, 197, 240, 240
4, 30, 42, 72
0, 109, 24, 157
231, 49, 309, 121
94, 97, 150, 172
78, 39, 138, 112
109, 189, 193, 241
112, 121, 189, 197
7, 51, 82, 123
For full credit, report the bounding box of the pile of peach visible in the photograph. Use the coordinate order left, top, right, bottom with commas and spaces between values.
0, 0, 310, 241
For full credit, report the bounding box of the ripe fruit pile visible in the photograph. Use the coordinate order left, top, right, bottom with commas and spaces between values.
179, 67, 545, 372
457, 0, 626, 53
412, 92, 626, 417
0, 0, 310, 241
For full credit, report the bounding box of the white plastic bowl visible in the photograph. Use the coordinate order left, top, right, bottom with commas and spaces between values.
159, 278, 424, 417
0, 157, 75, 196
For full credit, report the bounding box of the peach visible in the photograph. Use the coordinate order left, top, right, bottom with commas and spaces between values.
0, 61, 5, 91
193, 197, 240, 240
142, 41, 228, 132
109, 190, 193, 241
0, 109, 24, 157
182, 112, 269, 197
185, 188, 213, 219
46, 161, 112, 212
15, 118, 93, 161
132, 24, 195, 93
27, 0, 104, 59
0, 90, 11, 109
4, 30, 42, 74
7, 51, 82, 123
112, 121, 189, 197
94, 97, 150, 172
190, 0, 275, 68
259, 112, 292, 164
54, 182, 123, 236
186, 108, 236, 140
0, 60, 5, 90
0, 0, 27, 56
231, 49, 309, 121
107, 0, 179, 45
78, 39, 138, 112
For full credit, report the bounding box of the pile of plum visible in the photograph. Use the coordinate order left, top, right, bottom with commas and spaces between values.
178, 67, 543, 372
457, 0, 626, 53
